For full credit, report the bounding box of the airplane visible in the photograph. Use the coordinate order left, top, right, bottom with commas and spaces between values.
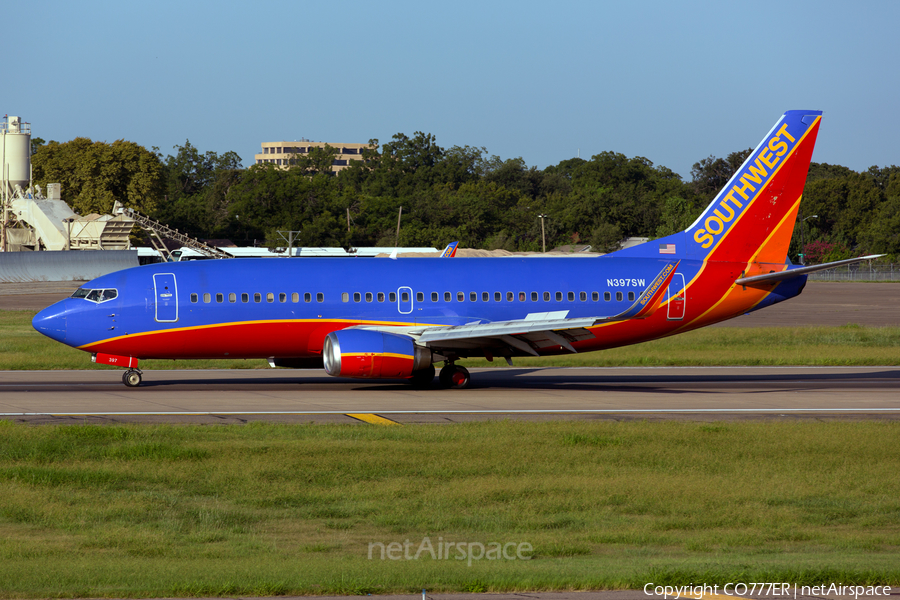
32, 110, 882, 389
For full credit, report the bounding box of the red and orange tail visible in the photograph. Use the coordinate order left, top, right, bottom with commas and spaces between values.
685, 110, 822, 272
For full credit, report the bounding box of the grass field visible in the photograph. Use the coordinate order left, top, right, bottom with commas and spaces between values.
0, 420, 898, 598
3, 310, 900, 370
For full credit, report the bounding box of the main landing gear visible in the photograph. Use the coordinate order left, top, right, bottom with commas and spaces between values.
122, 369, 143, 387
439, 363, 470, 389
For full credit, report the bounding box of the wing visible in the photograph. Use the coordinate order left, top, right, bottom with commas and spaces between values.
354, 261, 679, 358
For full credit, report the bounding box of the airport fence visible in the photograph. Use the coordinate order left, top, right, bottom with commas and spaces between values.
807, 262, 900, 282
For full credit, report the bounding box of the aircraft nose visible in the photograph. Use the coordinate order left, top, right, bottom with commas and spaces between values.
33, 302, 68, 344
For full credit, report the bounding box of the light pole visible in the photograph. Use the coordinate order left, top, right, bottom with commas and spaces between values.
799, 214, 818, 265
538, 214, 547, 253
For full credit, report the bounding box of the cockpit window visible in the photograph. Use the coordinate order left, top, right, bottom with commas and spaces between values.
71, 288, 118, 304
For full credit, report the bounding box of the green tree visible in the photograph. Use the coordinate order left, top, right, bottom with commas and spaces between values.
590, 222, 623, 253
154, 140, 243, 238
31, 138, 164, 215
690, 148, 752, 202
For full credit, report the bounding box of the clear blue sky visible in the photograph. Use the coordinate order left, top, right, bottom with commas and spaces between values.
5, 0, 898, 178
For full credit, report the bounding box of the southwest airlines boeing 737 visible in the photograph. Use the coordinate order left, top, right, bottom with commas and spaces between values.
32, 111, 879, 388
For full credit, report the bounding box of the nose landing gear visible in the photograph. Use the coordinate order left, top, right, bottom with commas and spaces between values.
122, 369, 143, 387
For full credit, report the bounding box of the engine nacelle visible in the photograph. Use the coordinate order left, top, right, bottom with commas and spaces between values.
323, 329, 432, 379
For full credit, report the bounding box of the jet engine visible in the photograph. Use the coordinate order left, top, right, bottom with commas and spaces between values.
323, 329, 432, 379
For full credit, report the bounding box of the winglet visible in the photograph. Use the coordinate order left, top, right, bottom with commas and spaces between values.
603, 261, 680, 321
440, 241, 459, 257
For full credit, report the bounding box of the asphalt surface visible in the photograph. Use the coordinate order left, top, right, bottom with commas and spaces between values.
1, 367, 897, 425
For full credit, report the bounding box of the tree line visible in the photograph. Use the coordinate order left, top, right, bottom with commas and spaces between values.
29, 133, 900, 261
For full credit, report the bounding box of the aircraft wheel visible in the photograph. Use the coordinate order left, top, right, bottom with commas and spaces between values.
408, 364, 435, 388
439, 364, 470, 389
122, 370, 142, 387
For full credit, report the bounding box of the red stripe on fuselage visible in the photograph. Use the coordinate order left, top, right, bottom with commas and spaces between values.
80, 320, 396, 360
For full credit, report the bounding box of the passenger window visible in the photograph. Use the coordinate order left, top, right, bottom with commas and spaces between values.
401, 291, 409, 302
377, 292, 384, 302
229, 293, 237, 303
242, 293, 249, 303
531, 292, 538, 302
604, 292, 611, 301
190, 293, 198, 303
216, 293, 224, 303
543, 292, 550, 301
203, 293, 211, 303
342, 293, 349, 302
366, 292, 373, 302
592, 292, 599, 301
291, 292, 299, 303
316, 293, 324, 303
389, 292, 396, 302
353, 292, 361, 302
628, 291, 635, 301
417, 292, 424, 302
254, 293, 261, 303
507, 291, 514, 302
431, 292, 438, 302
277, 293, 285, 303
470, 292, 477, 302
519, 292, 526, 301
555, 291, 562, 301
580, 291, 587, 301
494, 292, 501, 302
567, 291, 575, 301
482, 292, 489, 302
457, 292, 464, 302
616, 291, 623, 301
445, 292, 451, 302
304, 292, 311, 302
267, 293, 274, 303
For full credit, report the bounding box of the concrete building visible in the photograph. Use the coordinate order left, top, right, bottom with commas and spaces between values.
254, 139, 372, 172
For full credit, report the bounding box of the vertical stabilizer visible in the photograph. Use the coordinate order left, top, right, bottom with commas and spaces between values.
685, 110, 822, 267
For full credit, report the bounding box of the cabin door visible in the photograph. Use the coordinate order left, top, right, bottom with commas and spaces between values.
397, 286, 413, 314
666, 273, 686, 320
153, 273, 179, 323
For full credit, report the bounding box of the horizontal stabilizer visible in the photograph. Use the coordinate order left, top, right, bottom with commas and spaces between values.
735, 255, 884, 286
